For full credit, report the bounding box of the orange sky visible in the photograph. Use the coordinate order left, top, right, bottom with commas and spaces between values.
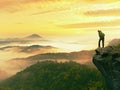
0, 0, 120, 50
1, 0, 120, 80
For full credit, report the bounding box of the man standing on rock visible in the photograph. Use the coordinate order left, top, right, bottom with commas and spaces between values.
98, 30, 105, 48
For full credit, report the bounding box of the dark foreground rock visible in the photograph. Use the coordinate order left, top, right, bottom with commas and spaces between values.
93, 46, 120, 90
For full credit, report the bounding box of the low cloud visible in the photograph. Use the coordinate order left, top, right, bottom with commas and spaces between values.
59, 19, 120, 28
84, 8, 120, 16
0, 0, 57, 13
31, 7, 70, 15
0, 0, 70, 13
0, 45, 59, 54
79, 0, 120, 4
0, 38, 31, 45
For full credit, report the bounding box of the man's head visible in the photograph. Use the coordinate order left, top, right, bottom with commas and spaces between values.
98, 30, 101, 32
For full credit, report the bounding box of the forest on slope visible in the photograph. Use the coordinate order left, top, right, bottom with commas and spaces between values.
0, 61, 107, 90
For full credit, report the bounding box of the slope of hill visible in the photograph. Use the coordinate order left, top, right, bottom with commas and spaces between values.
0, 61, 106, 90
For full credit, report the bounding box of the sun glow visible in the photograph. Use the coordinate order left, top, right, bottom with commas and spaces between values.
0, 0, 120, 80
0, 0, 120, 49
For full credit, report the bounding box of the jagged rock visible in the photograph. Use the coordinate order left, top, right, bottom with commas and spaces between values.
93, 46, 120, 90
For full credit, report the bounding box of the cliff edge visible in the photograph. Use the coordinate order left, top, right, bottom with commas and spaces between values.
93, 45, 120, 90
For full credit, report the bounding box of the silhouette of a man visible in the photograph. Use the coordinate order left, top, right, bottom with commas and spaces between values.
98, 30, 105, 48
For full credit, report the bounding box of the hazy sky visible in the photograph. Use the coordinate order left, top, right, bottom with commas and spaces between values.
0, 0, 120, 51
0, 0, 120, 78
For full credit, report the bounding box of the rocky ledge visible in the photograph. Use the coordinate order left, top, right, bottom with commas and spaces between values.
93, 45, 120, 90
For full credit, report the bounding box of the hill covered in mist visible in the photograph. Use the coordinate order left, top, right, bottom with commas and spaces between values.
12, 50, 95, 65
0, 45, 59, 54
0, 34, 46, 46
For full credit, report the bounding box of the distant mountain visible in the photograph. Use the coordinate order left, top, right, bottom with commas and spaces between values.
0, 34, 43, 46
0, 34, 45, 46
25, 34, 42, 39
15, 50, 95, 64
108, 39, 120, 46
0, 38, 28, 45
0, 61, 106, 90
0, 45, 59, 54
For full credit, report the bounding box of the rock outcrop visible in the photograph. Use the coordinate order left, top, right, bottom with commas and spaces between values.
93, 45, 120, 90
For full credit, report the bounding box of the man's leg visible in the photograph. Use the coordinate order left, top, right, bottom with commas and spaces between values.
98, 39, 101, 48
102, 38, 104, 48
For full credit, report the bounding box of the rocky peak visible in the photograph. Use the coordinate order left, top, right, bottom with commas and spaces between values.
93, 45, 120, 90
25, 34, 42, 39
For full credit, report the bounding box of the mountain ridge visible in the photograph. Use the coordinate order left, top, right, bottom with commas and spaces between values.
12, 50, 95, 64
0, 45, 59, 54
